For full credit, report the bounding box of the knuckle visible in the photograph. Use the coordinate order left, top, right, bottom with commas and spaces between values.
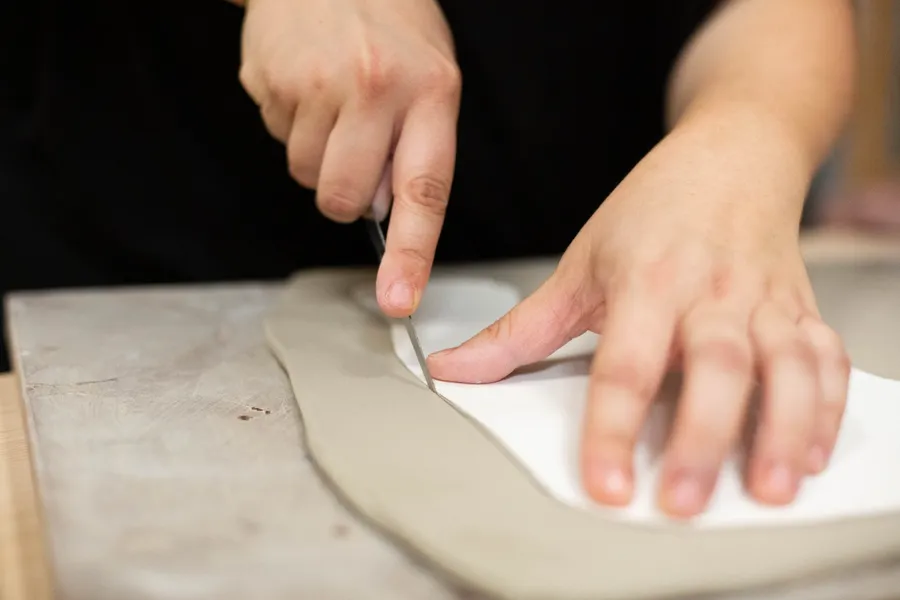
549, 269, 597, 328
627, 258, 679, 297
823, 343, 851, 376
243, 61, 334, 107
353, 44, 393, 102
354, 68, 391, 103
592, 355, 658, 401
777, 408, 816, 437
677, 412, 731, 451
287, 160, 316, 190
286, 145, 319, 189
401, 174, 451, 216
482, 316, 510, 344
260, 66, 298, 105
238, 64, 264, 104
304, 64, 332, 93
819, 399, 847, 423
260, 103, 290, 143
770, 338, 817, 370
833, 348, 853, 376
707, 266, 738, 302
317, 185, 365, 221
813, 325, 851, 373
691, 336, 753, 375
395, 246, 434, 273
422, 56, 462, 97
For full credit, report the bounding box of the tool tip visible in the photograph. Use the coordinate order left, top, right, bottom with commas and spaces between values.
423, 374, 438, 393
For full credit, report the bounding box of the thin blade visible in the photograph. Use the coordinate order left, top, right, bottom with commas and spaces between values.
365, 218, 438, 393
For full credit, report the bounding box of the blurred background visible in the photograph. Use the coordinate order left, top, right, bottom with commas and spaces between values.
810, 0, 900, 232
2, 2, 899, 233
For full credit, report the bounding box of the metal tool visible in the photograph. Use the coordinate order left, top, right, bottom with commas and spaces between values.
365, 216, 438, 393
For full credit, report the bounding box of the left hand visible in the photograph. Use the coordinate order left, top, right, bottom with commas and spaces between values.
427, 116, 852, 519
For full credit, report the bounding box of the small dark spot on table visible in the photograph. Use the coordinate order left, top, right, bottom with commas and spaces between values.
239, 518, 260, 535
250, 406, 264, 412
238, 415, 251, 421
332, 524, 350, 539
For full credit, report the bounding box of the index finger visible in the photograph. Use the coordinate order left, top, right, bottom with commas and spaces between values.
377, 98, 458, 318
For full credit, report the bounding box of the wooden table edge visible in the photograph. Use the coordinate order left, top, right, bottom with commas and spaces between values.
0, 228, 898, 600
0, 372, 54, 600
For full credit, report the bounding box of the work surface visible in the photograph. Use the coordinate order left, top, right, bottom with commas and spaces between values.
4, 230, 900, 600
0, 373, 52, 600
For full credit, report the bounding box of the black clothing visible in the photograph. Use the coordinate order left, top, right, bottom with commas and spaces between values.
0, 1, 720, 369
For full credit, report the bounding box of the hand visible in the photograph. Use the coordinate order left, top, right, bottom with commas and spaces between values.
239, 0, 461, 317
427, 117, 852, 519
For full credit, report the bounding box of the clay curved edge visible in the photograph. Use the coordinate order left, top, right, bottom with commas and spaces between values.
264, 265, 900, 600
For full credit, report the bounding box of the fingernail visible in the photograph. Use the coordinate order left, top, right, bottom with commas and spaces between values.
807, 444, 829, 474
764, 462, 798, 499
586, 462, 632, 505
666, 471, 708, 516
386, 281, 416, 311
428, 348, 453, 361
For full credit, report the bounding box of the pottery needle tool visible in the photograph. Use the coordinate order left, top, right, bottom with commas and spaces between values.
365, 208, 438, 394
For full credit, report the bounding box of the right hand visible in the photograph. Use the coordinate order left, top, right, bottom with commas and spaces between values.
239, 0, 462, 317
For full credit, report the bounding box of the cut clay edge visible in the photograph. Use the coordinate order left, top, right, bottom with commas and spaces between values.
265, 342, 486, 600
266, 268, 900, 600
263, 292, 509, 600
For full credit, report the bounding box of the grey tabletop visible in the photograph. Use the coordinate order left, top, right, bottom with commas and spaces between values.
6, 252, 900, 600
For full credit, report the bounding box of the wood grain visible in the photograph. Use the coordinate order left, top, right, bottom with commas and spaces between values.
0, 373, 52, 600
845, 0, 897, 185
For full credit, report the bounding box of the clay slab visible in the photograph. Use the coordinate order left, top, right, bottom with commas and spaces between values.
266, 260, 900, 600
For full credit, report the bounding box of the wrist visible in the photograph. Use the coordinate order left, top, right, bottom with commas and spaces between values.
666, 96, 819, 221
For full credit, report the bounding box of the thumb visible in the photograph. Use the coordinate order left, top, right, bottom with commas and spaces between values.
426, 273, 589, 383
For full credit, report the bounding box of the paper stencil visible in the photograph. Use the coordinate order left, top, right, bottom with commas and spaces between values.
356, 276, 900, 527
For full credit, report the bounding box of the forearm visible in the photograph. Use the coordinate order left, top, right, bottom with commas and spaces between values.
666, 0, 856, 183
